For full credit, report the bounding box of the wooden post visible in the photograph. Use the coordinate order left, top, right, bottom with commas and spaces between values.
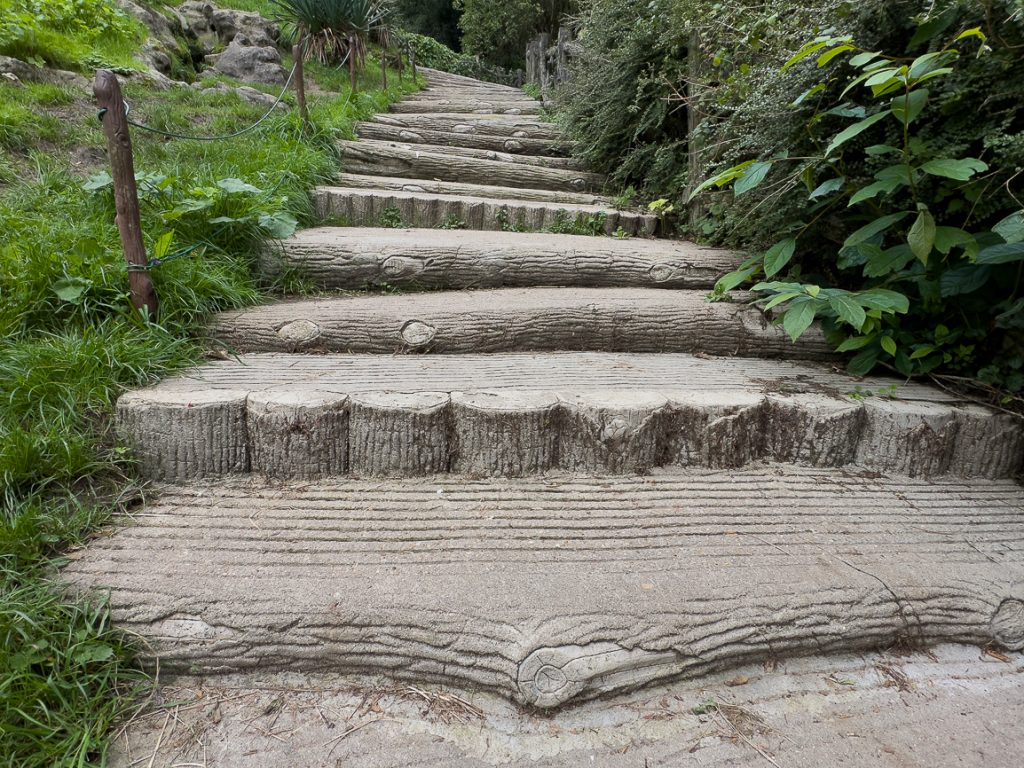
686, 32, 707, 229
348, 34, 358, 92
380, 48, 388, 90
410, 46, 417, 83
94, 70, 158, 321
397, 44, 404, 82
292, 42, 310, 128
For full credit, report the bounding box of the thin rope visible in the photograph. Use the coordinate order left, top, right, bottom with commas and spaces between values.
98, 62, 298, 142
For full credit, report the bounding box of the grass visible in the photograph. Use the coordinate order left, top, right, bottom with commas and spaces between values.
1, 21, 420, 764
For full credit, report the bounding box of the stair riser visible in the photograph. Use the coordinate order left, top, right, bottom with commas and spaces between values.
355, 139, 586, 170
117, 392, 1023, 482
355, 122, 570, 156
338, 140, 603, 193
329, 173, 605, 204
315, 189, 657, 237
372, 114, 562, 140
211, 300, 833, 359
390, 101, 543, 114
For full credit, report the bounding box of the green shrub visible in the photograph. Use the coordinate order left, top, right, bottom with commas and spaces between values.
400, 30, 523, 86
454, 0, 543, 69
0, 0, 143, 70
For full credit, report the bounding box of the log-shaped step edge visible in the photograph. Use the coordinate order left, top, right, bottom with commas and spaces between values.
419, 66, 527, 93
62, 470, 1024, 707
356, 121, 570, 156
329, 173, 606, 205
338, 140, 602, 193
115, 353, 1024, 482
351, 138, 586, 171
369, 113, 562, 140
315, 187, 657, 236
263, 227, 732, 290
390, 99, 544, 114
210, 288, 831, 358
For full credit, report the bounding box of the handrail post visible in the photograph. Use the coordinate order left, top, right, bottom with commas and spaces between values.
410, 45, 417, 83
380, 47, 388, 90
292, 41, 310, 128
94, 70, 158, 321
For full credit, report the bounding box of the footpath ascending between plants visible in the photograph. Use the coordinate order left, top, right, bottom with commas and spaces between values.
65, 67, 1024, 753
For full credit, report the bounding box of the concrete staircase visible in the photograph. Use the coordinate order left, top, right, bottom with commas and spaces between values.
67, 67, 1024, 764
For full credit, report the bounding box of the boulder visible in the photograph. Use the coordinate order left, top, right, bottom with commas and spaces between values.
206, 36, 287, 85
0, 56, 89, 89
177, 2, 280, 54
193, 81, 288, 109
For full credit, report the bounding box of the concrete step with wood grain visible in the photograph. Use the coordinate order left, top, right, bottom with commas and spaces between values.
369, 113, 562, 141
338, 140, 602, 193
262, 227, 735, 290
210, 288, 831, 359
327, 173, 607, 205
419, 66, 527, 94
314, 186, 657, 235
390, 99, 544, 115
349, 138, 586, 171
114, 352, 1022, 482
62, 469, 1024, 709
356, 121, 570, 156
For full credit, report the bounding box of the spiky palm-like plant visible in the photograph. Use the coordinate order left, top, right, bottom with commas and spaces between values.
271, 0, 392, 78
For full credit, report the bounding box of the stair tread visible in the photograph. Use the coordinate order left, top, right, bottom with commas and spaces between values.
63, 468, 1024, 708
327, 173, 609, 204
209, 287, 832, 358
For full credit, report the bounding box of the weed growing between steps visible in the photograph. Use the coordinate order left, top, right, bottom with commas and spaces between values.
0, 53, 419, 767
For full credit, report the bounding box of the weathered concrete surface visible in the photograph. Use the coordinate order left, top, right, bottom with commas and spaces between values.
329, 173, 606, 204
369, 113, 563, 140
351, 138, 586, 170
106, 646, 1024, 767
420, 66, 526, 94
64, 471, 1024, 708
314, 187, 658, 236
338, 140, 603, 193
390, 99, 544, 114
264, 227, 734, 289
356, 121, 570, 156
113, 352, 1024, 480
210, 288, 833, 359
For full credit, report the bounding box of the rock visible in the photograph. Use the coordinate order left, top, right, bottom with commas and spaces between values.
0, 56, 89, 89
193, 81, 288, 108
206, 36, 287, 85
118, 1, 190, 77
177, 2, 280, 54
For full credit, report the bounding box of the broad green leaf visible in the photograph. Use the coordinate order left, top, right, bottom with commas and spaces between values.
53, 277, 92, 305
918, 158, 988, 181
843, 212, 910, 247
848, 346, 881, 375
908, 208, 937, 263
908, 51, 950, 79
715, 264, 759, 293
975, 242, 1024, 265
910, 345, 936, 360
939, 265, 991, 297
805, 284, 821, 298
153, 231, 174, 260
818, 45, 855, 66
829, 294, 867, 330
688, 160, 754, 201
933, 227, 975, 255
864, 244, 914, 278
992, 211, 1024, 244
848, 178, 902, 206
792, 83, 827, 106
857, 288, 910, 313
825, 111, 889, 156
259, 212, 299, 239
880, 336, 898, 355
890, 89, 929, 125
782, 298, 818, 342
849, 51, 880, 67
735, 161, 773, 196
836, 334, 874, 352
763, 238, 797, 277
82, 171, 113, 192
865, 144, 900, 155
915, 67, 954, 84
762, 292, 803, 310
956, 27, 986, 43
864, 67, 900, 87
783, 39, 831, 71
217, 178, 263, 194
809, 177, 845, 199
72, 644, 115, 665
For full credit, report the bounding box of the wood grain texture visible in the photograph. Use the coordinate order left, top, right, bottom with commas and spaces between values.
350, 138, 585, 170
314, 187, 658, 236
328, 173, 605, 204
356, 121, 570, 156
263, 227, 729, 290
62, 470, 1024, 707
370, 113, 563, 140
338, 140, 603, 193
210, 288, 833, 359
114, 352, 1023, 481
